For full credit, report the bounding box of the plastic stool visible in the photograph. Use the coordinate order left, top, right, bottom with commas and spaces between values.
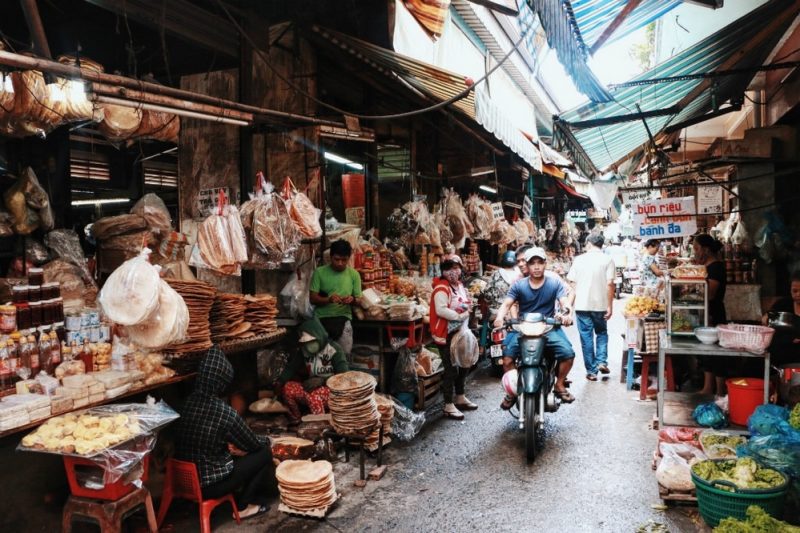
639, 353, 675, 400
386, 321, 425, 348
157, 459, 241, 533
62, 486, 157, 533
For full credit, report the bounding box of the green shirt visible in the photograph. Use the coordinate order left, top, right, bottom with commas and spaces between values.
310, 265, 362, 320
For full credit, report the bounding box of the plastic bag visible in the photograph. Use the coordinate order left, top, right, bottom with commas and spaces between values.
450, 321, 479, 368
98, 248, 161, 326
224, 204, 248, 264
3, 167, 42, 234
737, 433, 800, 482
283, 177, 322, 238
18, 400, 179, 484
390, 397, 426, 441
25, 237, 49, 265
699, 429, 746, 459
657, 427, 702, 453
693, 402, 728, 429
196, 195, 241, 276
253, 193, 300, 267
130, 193, 172, 235
748, 404, 799, 438
280, 268, 313, 320
656, 443, 707, 491
44, 229, 96, 288
391, 340, 418, 395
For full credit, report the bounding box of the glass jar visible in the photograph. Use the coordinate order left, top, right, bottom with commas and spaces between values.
28, 268, 44, 286
28, 285, 41, 302
54, 298, 64, 322
30, 301, 42, 328
41, 282, 56, 299
11, 285, 29, 304
0, 305, 16, 334
15, 303, 31, 330
41, 299, 53, 325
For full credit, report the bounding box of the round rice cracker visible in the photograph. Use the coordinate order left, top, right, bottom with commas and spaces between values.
126, 281, 187, 349
99, 254, 161, 325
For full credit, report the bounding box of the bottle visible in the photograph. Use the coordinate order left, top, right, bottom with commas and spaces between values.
48, 332, 61, 368
18, 334, 32, 380
28, 333, 40, 378
7, 335, 19, 383
38, 332, 51, 375
0, 340, 8, 391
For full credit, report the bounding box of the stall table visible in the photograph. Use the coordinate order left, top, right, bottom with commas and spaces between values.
657, 330, 770, 427
352, 318, 425, 392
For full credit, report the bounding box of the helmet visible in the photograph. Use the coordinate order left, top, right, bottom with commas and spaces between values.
499, 250, 516, 267
501, 369, 518, 397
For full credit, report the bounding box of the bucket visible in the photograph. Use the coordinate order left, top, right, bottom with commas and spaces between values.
726, 377, 764, 426
342, 173, 365, 208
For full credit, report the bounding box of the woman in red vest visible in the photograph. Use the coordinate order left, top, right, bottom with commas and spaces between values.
430, 258, 477, 420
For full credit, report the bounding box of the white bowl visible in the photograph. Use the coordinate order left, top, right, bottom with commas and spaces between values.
694, 327, 719, 344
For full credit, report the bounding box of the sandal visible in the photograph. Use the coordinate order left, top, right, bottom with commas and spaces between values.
237, 504, 268, 520
443, 406, 465, 420
500, 395, 515, 411
553, 389, 575, 403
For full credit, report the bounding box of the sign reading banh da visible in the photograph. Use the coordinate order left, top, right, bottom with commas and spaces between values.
632, 196, 697, 238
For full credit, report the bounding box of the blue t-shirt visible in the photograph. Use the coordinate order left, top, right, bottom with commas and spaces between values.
506, 273, 568, 317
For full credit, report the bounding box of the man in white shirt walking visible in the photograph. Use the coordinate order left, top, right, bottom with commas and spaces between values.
567, 234, 616, 381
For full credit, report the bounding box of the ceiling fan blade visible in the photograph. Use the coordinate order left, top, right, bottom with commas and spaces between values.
465, 0, 520, 17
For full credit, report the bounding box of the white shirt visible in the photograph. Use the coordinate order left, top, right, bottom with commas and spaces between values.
567, 249, 615, 312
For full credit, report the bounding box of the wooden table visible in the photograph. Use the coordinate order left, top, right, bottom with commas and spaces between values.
657, 330, 770, 427
352, 318, 425, 392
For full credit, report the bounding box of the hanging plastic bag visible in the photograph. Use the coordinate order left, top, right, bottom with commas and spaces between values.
196, 190, 241, 276
731, 218, 751, 250
224, 204, 248, 264
450, 320, 479, 368
692, 402, 728, 429
98, 248, 161, 326
391, 338, 418, 396
391, 397, 426, 441
44, 229, 97, 289
131, 193, 172, 235
280, 268, 313, 319
283, 176, 322, 238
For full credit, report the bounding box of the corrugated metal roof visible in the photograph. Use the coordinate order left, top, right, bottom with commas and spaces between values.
554, 0, 800, 176
311, 26, 476, 119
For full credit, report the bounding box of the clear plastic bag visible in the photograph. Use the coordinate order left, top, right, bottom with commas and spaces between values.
98, 248, 161, 326
18, 400, 179, 484
224, 204, 249, 264
131, 193, 172, 235
3, 167, 42, 234
25, 237, 50, 265
450, 321, 479, 368
280, 267, 314, 319
391, 341, 418, 395
196, 209, 240, 276
44, 229, 96, 288
656, 443, 707, 490
283, 177, 322, 238
253, 193, 300, 267
390, 397, 426, 441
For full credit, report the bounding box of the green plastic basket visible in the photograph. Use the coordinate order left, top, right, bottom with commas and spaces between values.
691, 461, 789, 527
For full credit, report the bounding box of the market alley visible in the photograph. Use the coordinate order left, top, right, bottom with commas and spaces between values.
171, 299, 702, 533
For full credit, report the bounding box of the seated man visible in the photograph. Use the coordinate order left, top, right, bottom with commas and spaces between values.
494, 247, 576, 407
277, 317, 349, 422
175, 346, 277, 520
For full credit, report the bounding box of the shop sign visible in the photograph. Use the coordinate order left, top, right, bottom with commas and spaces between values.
491, 202, 505, 221
621, 189, 659, 210
522, 196, 533, 219
566, 209, 586, 222
697, 179, 723, 214
632, 196, 697, 238
587, 207, 609, 219
345, 207, 366, 228
197, 187, 237, 218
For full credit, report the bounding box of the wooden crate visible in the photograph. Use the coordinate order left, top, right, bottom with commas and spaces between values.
415, 369, 444, 411
658, 482, 697, 504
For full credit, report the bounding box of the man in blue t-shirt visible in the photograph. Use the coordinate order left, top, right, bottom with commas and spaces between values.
494, 247, 577, 407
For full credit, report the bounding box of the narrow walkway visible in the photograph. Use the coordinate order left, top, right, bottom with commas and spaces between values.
198, 298, 706, 533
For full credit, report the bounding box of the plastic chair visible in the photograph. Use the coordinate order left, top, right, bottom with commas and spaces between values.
157, 459, 241, 533
386, 321, 425, 348
639, 353, 675, 401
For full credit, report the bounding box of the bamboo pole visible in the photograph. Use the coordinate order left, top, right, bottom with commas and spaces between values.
90, 95, 250, 126
0, 49, 343, 126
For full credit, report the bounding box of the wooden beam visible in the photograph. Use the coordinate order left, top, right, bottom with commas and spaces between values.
589, 0, 644, 55
20, 0, 52, 59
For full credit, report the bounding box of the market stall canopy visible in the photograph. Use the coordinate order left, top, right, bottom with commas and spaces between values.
310, 26, 543, 171
553, 0, 800, 177
554, 175, 589, 200
525, 0, 690, 102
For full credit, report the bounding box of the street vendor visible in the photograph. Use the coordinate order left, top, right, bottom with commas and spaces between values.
276, 317, 349, 422
763, 271, 800, 367
175, 346, 277, 520
309, 239, 362, 355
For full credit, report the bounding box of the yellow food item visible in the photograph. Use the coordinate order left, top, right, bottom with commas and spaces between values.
624, 296, 661, 316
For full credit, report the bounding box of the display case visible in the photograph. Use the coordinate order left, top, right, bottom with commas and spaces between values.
666, 277, 708, 336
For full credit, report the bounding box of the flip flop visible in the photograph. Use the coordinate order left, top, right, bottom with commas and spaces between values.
237, 504, 268, 520
500, 395, 515, 410
554, 389, 575, 403
443, 410, 465, 420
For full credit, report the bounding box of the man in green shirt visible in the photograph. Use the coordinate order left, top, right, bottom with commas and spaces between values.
309, 239, 362, 355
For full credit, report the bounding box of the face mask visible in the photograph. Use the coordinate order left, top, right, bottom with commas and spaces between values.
302, 340, 321, 356
443, 269, 460, 284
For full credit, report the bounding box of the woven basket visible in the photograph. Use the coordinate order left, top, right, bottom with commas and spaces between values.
717, 324, 774, 354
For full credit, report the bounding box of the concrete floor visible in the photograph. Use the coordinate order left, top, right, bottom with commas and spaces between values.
160, 299, 708, 533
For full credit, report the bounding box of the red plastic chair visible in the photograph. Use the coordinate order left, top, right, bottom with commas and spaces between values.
157, 459, 241, 533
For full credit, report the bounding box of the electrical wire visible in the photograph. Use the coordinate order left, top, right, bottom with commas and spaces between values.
618, 165, 800, 192
213, 0, 532, 121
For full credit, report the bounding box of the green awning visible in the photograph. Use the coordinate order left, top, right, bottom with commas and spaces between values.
553, 0, 800, 176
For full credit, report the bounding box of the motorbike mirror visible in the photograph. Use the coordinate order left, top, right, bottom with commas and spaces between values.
523, 312, 544, 323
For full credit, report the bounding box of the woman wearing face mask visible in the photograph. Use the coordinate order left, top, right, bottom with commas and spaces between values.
430, 258, 476, 420
277, 317, 349, 422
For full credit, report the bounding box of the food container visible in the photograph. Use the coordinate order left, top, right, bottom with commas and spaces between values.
28, 285, 41, 302
41, 282, 58, 299
67, 330, 83, 345
88, 327, 100, 343
65, 312, 82, 331
54, 298, 64, 322
98, 325, 110, 343
27, 268, 44, 286
11, 285, 29, 304
86, 309, 100, 327
767, 311, 794, 330
694, 327, 719, 345
15, 303, 31, 330
0, 305, 16, 333
80, 312, 90, 328
29, 301, 42, 327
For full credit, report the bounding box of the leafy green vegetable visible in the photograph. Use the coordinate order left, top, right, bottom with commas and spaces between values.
702, 432, 747, 449
713, 505, 800, 532
790, 403, 800, 430
691, 458, 786, 491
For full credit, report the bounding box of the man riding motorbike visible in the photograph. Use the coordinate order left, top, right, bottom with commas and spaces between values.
494, 247, 577, 408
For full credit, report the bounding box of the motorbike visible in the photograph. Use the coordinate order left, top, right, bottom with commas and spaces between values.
614, 266, 624, 299
487, 326, 507, 377
503, 312, 564, 463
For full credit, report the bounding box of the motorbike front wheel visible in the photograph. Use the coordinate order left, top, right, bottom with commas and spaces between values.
524, 392, 538, 463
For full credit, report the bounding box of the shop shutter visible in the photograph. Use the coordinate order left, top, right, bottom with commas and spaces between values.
70, 149, 111, 181
143, 161, 178, 189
